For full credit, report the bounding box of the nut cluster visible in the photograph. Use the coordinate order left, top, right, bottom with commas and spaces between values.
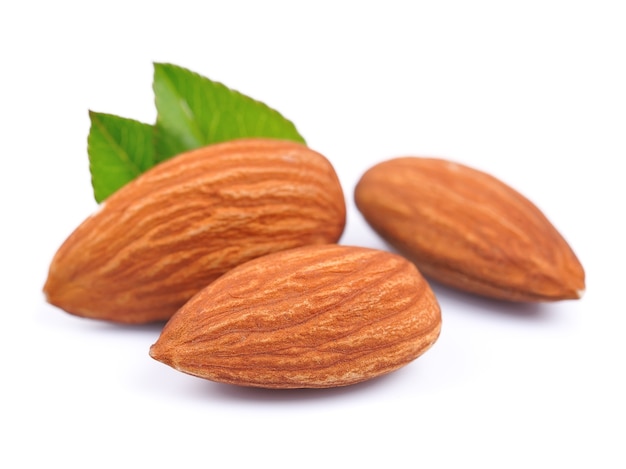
44, 138, 585, 389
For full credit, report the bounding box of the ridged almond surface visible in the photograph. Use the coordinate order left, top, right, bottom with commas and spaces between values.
149, 244, 442, 389
44, 138, 346, 323
354, 157, 585, 302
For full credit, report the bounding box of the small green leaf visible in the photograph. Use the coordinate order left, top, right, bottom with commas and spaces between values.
87, 111, 155, 203
152, 62, 306, 162
87, 63, 306, 201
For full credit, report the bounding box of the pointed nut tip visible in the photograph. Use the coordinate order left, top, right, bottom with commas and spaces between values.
148, 344, 160, 360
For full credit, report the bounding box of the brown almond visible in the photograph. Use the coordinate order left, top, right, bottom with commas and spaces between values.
44, 138, 346, 323
149, 244, 442, 389
354, 157, 585, 302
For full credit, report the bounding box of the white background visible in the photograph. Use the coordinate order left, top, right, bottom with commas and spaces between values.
2, 1, 624, 467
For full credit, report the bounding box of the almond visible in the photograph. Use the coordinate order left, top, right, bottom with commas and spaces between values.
44, 138, 346, 323
149, 244, 442, 389
354, 157, 585, 302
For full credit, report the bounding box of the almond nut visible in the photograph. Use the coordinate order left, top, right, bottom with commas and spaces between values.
354, 157, 585, 301
44, 138, 346, 323
149, 244, 442, 389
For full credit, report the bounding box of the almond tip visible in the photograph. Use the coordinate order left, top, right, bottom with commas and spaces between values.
149, 343, 166, 362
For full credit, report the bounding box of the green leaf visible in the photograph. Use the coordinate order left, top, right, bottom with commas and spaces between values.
86, 63, 306, 202
87, 111, 155, 203
152, 62, 305, 162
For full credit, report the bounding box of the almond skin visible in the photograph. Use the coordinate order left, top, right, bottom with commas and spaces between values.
149, 244, 442, 389
354, 157, 585, 302
44, 138, 346, 323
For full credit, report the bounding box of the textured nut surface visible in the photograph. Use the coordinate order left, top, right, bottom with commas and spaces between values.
354, 157, 585, 302
44, 138, 346, 323
149, 244, 442, 389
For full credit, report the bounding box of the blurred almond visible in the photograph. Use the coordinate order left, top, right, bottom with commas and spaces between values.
354, 157, 585, 302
